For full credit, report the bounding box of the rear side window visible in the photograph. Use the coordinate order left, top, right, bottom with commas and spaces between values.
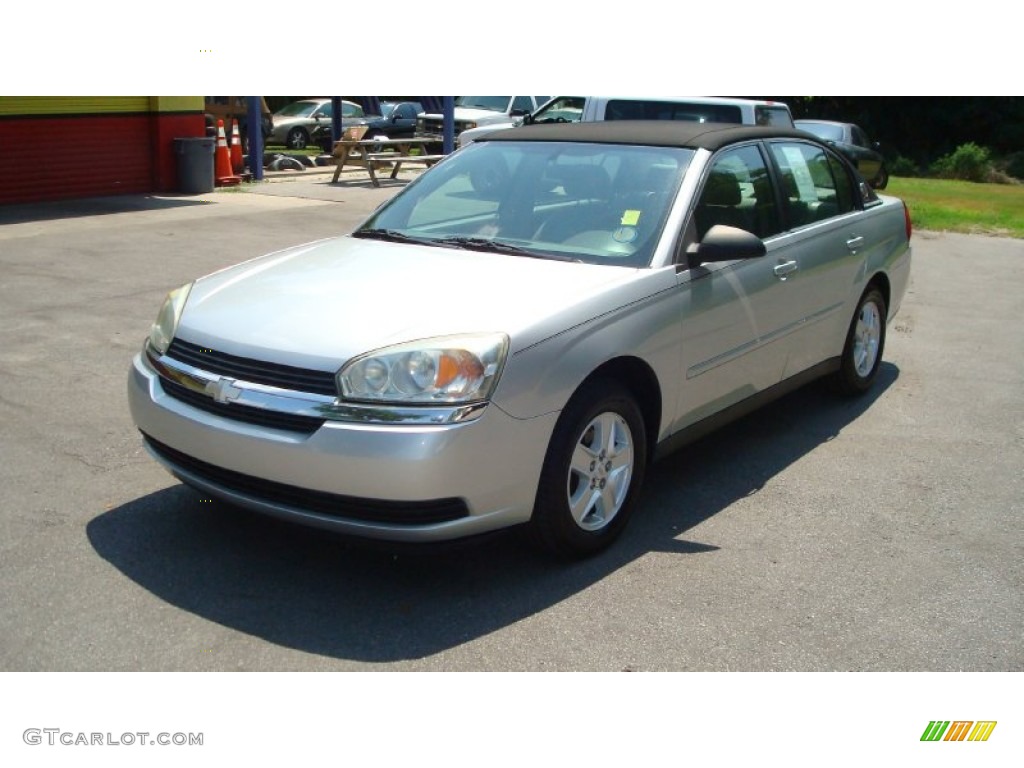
604, 100, 743, 124
770, 142, 850, 227
827, 154, 855, 214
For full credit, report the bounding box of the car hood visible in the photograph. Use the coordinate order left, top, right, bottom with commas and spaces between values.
175, 236, 646, 371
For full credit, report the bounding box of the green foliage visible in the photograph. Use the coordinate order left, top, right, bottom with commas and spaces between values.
1003, 151, 1024, 181
931, 142, 992, 182
889, 156, 919, 178
883, 177, 1024, 237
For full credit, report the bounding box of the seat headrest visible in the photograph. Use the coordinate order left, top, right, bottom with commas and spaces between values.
556, 165, 611, 199
702, 170, 742, 206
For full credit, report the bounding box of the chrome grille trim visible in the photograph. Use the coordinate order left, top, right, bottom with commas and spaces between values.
147, 344, 490, 427
167, 338, 338, 396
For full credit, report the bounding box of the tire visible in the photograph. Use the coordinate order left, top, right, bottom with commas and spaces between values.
286, 127, 309, 150
531, 379, 647, 558
874, 166, 889, 190
833, 286, 887, 396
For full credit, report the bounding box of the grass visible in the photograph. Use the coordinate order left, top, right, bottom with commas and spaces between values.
263, 144, 323, 157
884, 177, 1024, 238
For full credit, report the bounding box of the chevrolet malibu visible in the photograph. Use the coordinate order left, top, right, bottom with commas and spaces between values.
128, 122, 912, 557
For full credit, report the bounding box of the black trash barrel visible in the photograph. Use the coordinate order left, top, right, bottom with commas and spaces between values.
174, 137, 216, 194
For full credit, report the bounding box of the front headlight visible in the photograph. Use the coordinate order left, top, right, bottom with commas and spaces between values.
147, 283, 192, 355
338, 333, 508, 405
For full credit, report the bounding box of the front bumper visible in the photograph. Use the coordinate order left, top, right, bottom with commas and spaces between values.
127, 352, 556, 542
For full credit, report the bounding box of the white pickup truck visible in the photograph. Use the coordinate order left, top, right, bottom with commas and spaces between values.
456, 95, 795, 147
416, 96, 549, 143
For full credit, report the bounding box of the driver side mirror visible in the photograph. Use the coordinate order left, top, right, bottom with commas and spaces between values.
685, 225, 766, 268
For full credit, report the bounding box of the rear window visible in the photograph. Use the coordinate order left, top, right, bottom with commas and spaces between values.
604, 100, 743, 124
755, 105, 794, 127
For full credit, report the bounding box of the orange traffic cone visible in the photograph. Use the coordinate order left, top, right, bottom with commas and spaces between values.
214, 119, 241, 187
229, 119, 244, 175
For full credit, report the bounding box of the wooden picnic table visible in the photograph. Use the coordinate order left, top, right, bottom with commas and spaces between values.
331, 137, 443, 184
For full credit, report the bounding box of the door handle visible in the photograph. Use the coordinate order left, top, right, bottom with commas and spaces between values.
773, 260, 799, 279
846, 235, 865, 252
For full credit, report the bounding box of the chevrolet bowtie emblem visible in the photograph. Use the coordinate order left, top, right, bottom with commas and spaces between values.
205, 377, 243, 404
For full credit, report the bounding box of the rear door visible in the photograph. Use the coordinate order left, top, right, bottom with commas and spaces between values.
763, 139, 869, 375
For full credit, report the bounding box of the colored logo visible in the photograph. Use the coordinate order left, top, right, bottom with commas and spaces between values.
921, 721, 997, 742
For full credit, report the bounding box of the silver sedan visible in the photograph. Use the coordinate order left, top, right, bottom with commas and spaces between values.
128, 121, 912, 557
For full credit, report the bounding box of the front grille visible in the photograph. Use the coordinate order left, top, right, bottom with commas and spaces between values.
166, 338, 337, 396
161, 378, 326, 434
143, 434, 470, 525
419, 118, 468, 136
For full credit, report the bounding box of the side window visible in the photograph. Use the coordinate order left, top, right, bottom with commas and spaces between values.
512, 96, 534, 112
693, 145, 780, 241
851, 125, 869, 147
755, 106, 793, 127
827, 154, 855, 214
534, 97, 550, 106
533, 97, 585, 123
604, 100, 742, 124
769, 142, 845, 228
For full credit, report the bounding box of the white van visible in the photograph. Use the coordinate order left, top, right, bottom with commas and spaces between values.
456, 95, 794, 147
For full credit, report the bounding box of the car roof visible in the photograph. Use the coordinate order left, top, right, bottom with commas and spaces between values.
482, 120, 813, 151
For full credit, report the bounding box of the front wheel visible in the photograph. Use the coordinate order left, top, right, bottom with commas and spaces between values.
531, 380, 647, 558
286, 127, 309, 150
832, 286, 887, 395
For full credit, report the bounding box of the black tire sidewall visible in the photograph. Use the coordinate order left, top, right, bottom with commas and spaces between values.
835, 287, 887, 395
532, 380, 647, 558
287, 128, 308, 149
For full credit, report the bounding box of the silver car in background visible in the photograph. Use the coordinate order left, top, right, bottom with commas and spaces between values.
128, 121, 911, 557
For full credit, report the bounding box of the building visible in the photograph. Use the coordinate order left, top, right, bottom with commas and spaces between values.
0, 97, 205, 205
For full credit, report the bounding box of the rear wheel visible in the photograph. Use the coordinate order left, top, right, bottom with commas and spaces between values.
874, 166, 889, 190
531, 380, 647, 558
833, 286, 887, 395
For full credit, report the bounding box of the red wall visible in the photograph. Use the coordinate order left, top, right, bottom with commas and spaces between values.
0, 112, 205, 205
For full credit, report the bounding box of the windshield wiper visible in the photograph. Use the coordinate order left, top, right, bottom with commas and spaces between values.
351, 229, 432, 245
430, 236, 581, 262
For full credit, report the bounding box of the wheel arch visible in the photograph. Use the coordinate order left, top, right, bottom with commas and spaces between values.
572, 356, 662, 464
865, 270, 891, 312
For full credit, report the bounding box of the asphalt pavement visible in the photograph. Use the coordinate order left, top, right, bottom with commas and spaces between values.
1, 175, 1022, 671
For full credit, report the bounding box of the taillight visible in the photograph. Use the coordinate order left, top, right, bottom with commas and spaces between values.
903, 202, 912, 240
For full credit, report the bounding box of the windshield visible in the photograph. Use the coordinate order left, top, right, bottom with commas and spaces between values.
796, 122, 844, 142
276, 101, 321, 117
455, 96, 511, 112
354, 141, 693, 268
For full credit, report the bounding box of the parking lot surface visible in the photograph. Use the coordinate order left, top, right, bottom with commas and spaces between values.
1, 175, 1021, 671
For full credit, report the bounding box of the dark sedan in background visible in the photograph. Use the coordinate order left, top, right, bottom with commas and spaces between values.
795, 120, 888, 189
314, 101, 423, 152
